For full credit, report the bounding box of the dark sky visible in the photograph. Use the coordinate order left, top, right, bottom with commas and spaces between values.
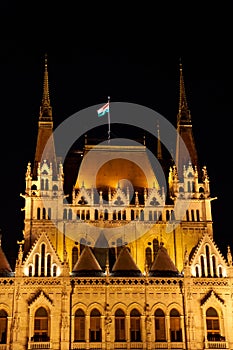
0, 2, 232, 267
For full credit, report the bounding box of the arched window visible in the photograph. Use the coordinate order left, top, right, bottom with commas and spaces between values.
48, 208, 51, 220
201, 256, 205, 277
41, 244, 45, 277
104, 209, 108, 220
90, 309, 101, 342
115, 309, 126, 342
155, 308, 166, 341
35, 255, 39, 277
29, 265, 33, 277
72, 247, 79, 269
146, 247, 152, 268
74, 309, 85, 341
47, 255, 51, 277
0, 310, 7, 344
170, 309, 182, 342
212, 256, 217, 277
68, 209, 72, 220
37, 207, 41, 220
153, 239, 159, 260
42, 208, 46, 220
41, 179, 44, 190
130, 309, 141, 342
63, 209, 67, 220
34, 307, 49, 342
94, 209, 98, 220
206, 245, 211, 277
191, 209, 195, 221
186, 210, 189, 221
45, 179, 49, 190
206, 307, 220, 341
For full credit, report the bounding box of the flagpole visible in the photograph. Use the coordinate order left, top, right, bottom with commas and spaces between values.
107, 96, 111, 143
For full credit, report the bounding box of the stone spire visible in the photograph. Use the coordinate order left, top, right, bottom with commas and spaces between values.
33, 54, 57, 179
175, 61, 199, 177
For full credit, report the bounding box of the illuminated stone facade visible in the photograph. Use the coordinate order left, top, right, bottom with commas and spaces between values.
0, 58, 232, 350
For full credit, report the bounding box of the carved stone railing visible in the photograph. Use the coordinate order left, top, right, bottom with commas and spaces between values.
27, 341, 51, 349
204, 340, 228, 349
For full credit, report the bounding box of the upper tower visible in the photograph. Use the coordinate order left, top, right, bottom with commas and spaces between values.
33, 54, 57, 179
175, 62, 199, 177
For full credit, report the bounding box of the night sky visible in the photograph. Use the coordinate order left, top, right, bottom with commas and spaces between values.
0, 2, 232, 267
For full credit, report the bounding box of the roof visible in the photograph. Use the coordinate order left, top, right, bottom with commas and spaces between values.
72, 245, 104, 277
149, 243, 180, 277
0, 245, 13, 277
75, 143, 160, 193
111, 246, 142, 277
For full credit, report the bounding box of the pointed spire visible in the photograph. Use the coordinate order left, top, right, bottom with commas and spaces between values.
177, 59, 191, 125
227, 246, 232, 265
39, 53, 52, 121
175, 60, 199, 177
33, 54, 57, 179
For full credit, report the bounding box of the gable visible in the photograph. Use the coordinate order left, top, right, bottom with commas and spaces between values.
189, 233, 228, 277
22, 231, 64, 277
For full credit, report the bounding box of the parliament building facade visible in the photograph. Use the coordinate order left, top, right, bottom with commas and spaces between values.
0, 58, 232, 350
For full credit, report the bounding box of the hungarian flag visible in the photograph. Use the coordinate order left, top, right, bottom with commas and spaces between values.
97, 102, 109, 117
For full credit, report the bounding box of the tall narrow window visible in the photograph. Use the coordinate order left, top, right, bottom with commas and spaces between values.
41, 244, 45, 277
205, 245, 211, 277
90, 309, 101, 342
146, 247, 152, 268
47, 255, 51, 277
170, 309, 182, 342
34, 307, 49, 342
42, 208, 46, 220
74, 309, 85, 341
72, 247, 79, 269
45, 179, 49, 190
206, 307, 220, 341
35, 255, 39, 277
37, 207, 41, 220
155, 308, 166, 341
130, 309, 141, 342
115, 309, 126, 342
0, 310, 7, 344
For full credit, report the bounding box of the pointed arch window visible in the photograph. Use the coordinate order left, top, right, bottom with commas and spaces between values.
0, 310, 7, 344
90, 309, 101, 342
74, 309, 85, 341
206, 307, 220, 341
47, 255, 51, 277
45, 179, 49, 190
155, 308, 166, 341
115, 309, 126, 342
72, 247, 78, 269
146, 247, 152, 268
130, 309, 141, 342
33, 307, 49, 342
153, 239, 159, 260
35, 255, 39, 277
37, 208, 41, 220
170, 308, 182, 342
41, 244, 45, 277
